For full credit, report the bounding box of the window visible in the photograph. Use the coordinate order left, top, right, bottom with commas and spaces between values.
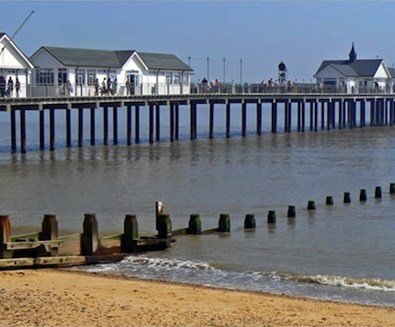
36, 68, 54, 84
173, 72, 181, 84
87, 69, 96, 85
183, 73, 189, 85
165, 72, 172, 84
77, 69, 86, 85
58, 68, 67, 85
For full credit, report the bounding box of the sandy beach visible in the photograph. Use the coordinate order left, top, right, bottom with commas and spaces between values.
0, 269, 394, 327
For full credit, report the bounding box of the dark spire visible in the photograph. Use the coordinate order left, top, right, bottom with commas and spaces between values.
349, 42, 357, 62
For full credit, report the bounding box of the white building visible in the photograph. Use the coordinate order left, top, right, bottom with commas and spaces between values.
314, 44, 393, 94
0, 32, 34, 98
30, 46, 193, 97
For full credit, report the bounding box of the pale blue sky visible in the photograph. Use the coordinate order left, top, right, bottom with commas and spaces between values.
1, 1, 394, 82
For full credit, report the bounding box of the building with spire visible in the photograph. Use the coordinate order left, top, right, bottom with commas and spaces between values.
314, 43, 393, 93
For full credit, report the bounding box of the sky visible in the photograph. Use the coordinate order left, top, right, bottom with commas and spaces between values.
1, 1, 395, 82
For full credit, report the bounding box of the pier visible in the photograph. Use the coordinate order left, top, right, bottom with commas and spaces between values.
1, 93, 395, 153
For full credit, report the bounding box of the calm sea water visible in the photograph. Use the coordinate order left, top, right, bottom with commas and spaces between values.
0, 104, 394, 306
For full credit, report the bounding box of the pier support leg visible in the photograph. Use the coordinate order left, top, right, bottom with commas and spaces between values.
66, 109, 71, 147
301, 101, 305, 132
390, 100, 394, 126
190, 103, 194, 140
78, 107, 83, 147
271, 101, 277, 133
226, 102, 231, 138
50, 108, 55, 151
360, 100, 365, 127
149, 104, 154, 144
343, 101, 347, 128
39, 109, 45, 151
256, 102, 262, 135
209, 102, 214, 139
297, 102, 301, 132
284, 102, 288, 133
135, 105, 140, 144
314, 101, 318, 132
113, 107, 118, 145
321, 101, 325, 130
155, 104, 160, 142
242, 102, 247, 137
20, 109, 26, 153
309, 102, 313, 131
194, 104, 197, 139
10, 109, 16, 153
126, 105, 132, 145
175, 104, 179, 140
385, 99, 388, 125
338, 100, 342, 129
103, 106, 108, 145
90, 108, 95, 146
170, 104, 174, 142
288, 101, 292, 132
327, 101, 331, 130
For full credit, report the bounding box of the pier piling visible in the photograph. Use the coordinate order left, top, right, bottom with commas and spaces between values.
343, 192, 351, 203
20, 109, 26, 153
390, 183, 395, 194
113, 107, 118, 145
80, 213, 99, 256
307, 201, 316, 210
287, 206, 296, 218
374, 186, 382, 199
90, 108, 95, 146
326, 196, 334, 205
121, 214, 139, 253
267, 210, 276, 224
244, 214, 256, 229
218, 213, 230, 232
103, 106, 108, 145
359, 189, 367, 202
187, 214, 202, 235
39, 109, 45, 150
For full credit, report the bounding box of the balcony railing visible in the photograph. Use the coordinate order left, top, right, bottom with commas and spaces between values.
0, 82, 393, 99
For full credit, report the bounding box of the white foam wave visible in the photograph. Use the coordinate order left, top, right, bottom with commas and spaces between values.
276, 272, 395, 292
121, 255, 217, 271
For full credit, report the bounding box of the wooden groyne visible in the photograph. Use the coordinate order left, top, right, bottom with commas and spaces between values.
1, 183, 394, 270
0, 93, 394, 153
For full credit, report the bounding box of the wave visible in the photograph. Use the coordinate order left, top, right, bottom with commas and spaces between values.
84, 255, 395, 293
120, 256, 217, 271
277, 272, 395, 292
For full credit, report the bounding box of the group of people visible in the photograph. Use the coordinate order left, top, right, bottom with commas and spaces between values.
0, 76, 21, 97
94, 77, 118, 96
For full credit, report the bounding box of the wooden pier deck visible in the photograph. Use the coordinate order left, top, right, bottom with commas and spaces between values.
0, 93, 394, 153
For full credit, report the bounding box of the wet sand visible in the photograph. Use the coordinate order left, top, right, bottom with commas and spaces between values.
0, 269, 394, 327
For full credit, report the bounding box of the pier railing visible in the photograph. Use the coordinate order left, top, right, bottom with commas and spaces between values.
0, 82, 393, 99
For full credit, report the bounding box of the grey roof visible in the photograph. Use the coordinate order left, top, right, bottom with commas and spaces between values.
315, 59, 383, 77
31, 46, 193, 71
137, 52, 193, 71
33, 47, 135, 68
387, 67, 395, 78
0, 32, 5, 39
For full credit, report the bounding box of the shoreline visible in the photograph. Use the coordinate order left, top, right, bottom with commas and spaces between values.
68, 268, 395, 310
1, 269, 394, 327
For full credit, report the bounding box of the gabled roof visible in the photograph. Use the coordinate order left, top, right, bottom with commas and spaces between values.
0, 32, 34, 69
32, 46, 135, 68
136, 52, 193, 71
315, 59, 383, 78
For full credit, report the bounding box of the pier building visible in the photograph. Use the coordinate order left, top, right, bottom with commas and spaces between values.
30, 47, 193, 97
314, 44, 393, 94
0, 33, 34, 98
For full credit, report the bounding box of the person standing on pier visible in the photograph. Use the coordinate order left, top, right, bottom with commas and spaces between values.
0, 76, 5, 97
107, 77, 112, 94
7, 77, 14, 97
112, 78, 117, 95
94, 78, 99, 96
15, 78, 20, 97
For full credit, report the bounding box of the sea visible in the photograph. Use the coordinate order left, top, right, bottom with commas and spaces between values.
0, 103, 394, 307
